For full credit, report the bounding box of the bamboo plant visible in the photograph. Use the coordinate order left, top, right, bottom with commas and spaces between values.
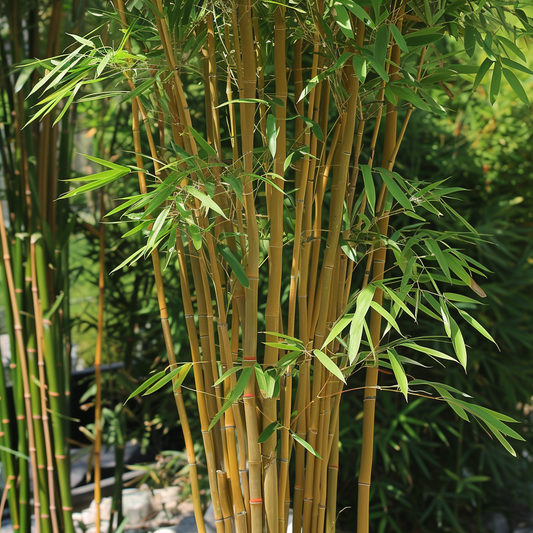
27, 0, 532, 532
0, 2, 82, 532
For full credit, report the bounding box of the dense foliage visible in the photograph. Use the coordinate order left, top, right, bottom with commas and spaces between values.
0, 1, 532, 533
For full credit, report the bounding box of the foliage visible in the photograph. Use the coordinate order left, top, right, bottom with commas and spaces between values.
1, 0, 532, 532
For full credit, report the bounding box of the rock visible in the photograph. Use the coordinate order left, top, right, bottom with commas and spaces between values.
484, 512, 510, 533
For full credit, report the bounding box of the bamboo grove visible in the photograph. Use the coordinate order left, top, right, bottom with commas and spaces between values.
4, 0, 532, 532
0, 2, 89, 532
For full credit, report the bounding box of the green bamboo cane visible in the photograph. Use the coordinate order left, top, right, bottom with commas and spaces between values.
34, 237, 75, 533
31, 234, 59, 533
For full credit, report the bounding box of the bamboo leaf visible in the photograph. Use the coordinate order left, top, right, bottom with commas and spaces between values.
502, 68, 529, 106
144, 367, 182, 395
322, 315, 353, 348
188, 125, 217, 156
489, 61, 501, 104
390, 24, 409, 52
121, 77, 157, 103
255, 364, 267, 394
457, 309, 498, 346
348, 284, 377, 364
387, 349, 408, 401
334, 4, 354, 39
381, 285, 415, 319
216, 98, 270, 108
374, 26, 389, 67
433, 386, 470, 421
352, 54, 367, 83
214, 366, 242, 387
450, 317, 467, 369
209, 366, 253, 430
43, 291, 65, 321
464, 24, 476, 57
425, 239, 450, 280
267, 113, 279, 158
314, 349, 346, 384
300, 116, 324, 142
500, 57, 533, 76
258, 421, 280, 444
125, 371, 166, 403
370, 301, 402, 336
66, 33, 96, 48
360, 165, 375, 214
292, 432, 321, 459
218, 244, 249, 288
401, 342, 456, 362
377, 169, 413, 211
444, 292, 484, 305
146, 207, 170, 251
0, 444, 30, 461
111, 245, 147, 273
472, 57, 493, 92
337, 0, 375, 29
184, 185, 226, 218
172, 363, 193, 391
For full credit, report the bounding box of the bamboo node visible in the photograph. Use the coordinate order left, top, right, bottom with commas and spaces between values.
62, 506, 73, 511
55, 454, 67, 460
43, 319, 52, 325
243, 393, 255, 398
9, 364, 16, 369
363, 395, 377, 401
16, 415, 25, 420
49, 391, 60, 397
249, 499, 263, 504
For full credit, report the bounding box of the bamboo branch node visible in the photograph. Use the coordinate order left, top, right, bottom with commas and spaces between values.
363, 396, 377, 401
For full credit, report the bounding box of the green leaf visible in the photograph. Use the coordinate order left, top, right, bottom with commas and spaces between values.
352, 54, 367, 83
457, 309, 497, 346
444, 293, 484, 305
390, 25, 408, 52
216, 98, 270, 108
374, 26, 389, 67
209, 366, 253, 430
433, 385, 470, 421
390, 85, 431, 112
388, 349, 408, 400
500, 57, 533, 76
361, 165, 375, 214
463, 24, 476, 58
401, 342, 456, 362
171, 363, 193, 391
184, 185, 226, 218
322, 315, 353, 348
146, 207, 170, 251
502, 68, 529, 106
214, 366, 242, 387
377, 169, 413, 211
300, 116, 324, 142
188, 224, 202, 251
292, 432, 321, 459
334, 5, 354, 40
267, 113, 279, 158
314, 349, 346, 384
404, 28, 443, 47
472, 58, 493, 92
125, 370, 166, 403
66, 32, 96, 48
144, 367, 182, 395
258, 421, 281, 444
425, 239, 450, 281
381, 285, 415, 319
338, 0, 375, 29
348, 284, 377, 364
255, 364, 267, 394
218, 244, 249, 288
489, 61, 501, 105
0, 444, 30, 461
188, 125, 217, 157
450, 317, 467, 369
370, 301, 402, 336
122, 77, 157, 103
